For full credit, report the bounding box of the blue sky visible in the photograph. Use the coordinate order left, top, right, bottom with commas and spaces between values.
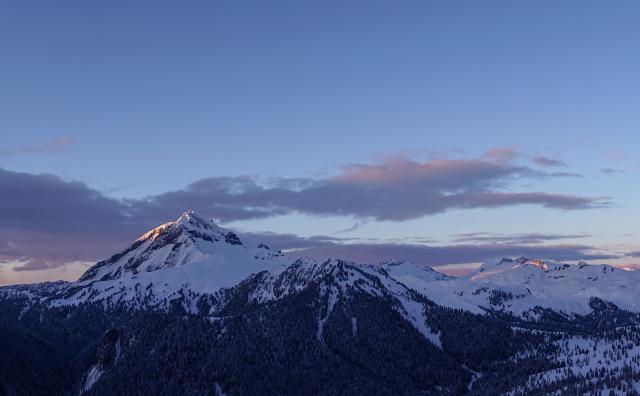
0, 1, 639, 284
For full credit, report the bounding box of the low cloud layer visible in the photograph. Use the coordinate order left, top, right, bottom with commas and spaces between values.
452, 232, 591, 245
246, 232, 617, 267
0, 168, 144, 271
0, 149, 613, 274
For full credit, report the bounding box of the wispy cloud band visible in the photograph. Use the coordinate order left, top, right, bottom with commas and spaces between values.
0, 137, 74, 157
0, 148, 613, 272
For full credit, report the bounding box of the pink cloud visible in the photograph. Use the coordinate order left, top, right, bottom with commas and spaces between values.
483, 146, 520, 162
0, 136, 75, 157
0, 146, 612, 271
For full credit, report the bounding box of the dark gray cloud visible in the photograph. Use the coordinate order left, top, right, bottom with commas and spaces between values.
628, 251, 640, 258
0, 150, 611, 271
453, 232, 591, 245
134, 155, 606, 222
0, 168, 131, 233
3, 230, 127, 272
243, 231, 618, 267
299, 244, 618, 267
0, 168, 145, 270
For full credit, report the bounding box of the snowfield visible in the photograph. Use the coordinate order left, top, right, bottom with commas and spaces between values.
2, 212, 640, 395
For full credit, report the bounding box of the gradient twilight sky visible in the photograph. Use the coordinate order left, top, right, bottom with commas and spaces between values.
1, 1, 639, 285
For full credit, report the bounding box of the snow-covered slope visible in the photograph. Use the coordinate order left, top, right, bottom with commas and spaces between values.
55, 211, 292, 307
3, 213, 640, 395
417, 257, 640, 316
382, 260, 451, 283
202, 257, 445, 348
379, 259, 487, 314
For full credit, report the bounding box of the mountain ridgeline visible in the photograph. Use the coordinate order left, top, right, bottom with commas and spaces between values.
2, 212, 640, 395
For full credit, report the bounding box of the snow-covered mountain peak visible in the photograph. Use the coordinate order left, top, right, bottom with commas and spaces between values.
381, 260, 451, 282
516, 257, 549, 271
175, 210, 220, 230
135, 211, 224, 244
472, 257, 550, 279
62, 212, 290, 306
441, 257, 640, 315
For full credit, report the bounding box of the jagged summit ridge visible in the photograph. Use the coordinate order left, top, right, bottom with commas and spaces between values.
59, 212, 291, 306
135, 211, 244, 245
175, 210, 214, 227
78, 211, 278, 285
403, 256, 640, 316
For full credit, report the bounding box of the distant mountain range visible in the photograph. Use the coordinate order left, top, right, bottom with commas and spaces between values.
2, 212, 640, 395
